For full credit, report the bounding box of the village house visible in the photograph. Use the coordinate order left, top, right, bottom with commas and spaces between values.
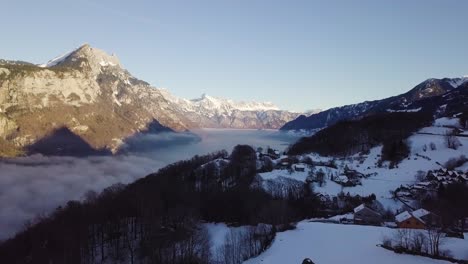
316, 193, 333, 206
395, 208, 439, 229
335, 175, 349, 184
353, 204, 383, 225
265, 148, 281, 159
276, 156, 294, 169
294, 163, 306, 172
426, 169, 468, 186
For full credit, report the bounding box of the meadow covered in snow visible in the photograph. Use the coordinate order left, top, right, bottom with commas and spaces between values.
243, 222, 468, 264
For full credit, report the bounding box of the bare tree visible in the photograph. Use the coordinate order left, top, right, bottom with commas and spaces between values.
414, 170, 426, 182
426, 226, 445, 257
316, 169, 325, 187
445, 132, 461, 150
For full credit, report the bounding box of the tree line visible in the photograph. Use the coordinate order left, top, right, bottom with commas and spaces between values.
287, 112, 433, 165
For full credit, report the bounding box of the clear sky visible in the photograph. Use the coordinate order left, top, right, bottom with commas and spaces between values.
1, 0, 467, 111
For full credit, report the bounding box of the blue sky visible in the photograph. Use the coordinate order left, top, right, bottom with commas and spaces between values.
2, 0, 467, 111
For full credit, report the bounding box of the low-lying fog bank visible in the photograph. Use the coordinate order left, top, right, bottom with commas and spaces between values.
0, 129, 300, 240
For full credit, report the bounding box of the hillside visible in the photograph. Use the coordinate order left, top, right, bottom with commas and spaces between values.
287, 83, 468, 157
281, 77, 468, 131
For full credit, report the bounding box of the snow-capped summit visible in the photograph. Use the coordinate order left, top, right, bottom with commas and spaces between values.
159, 89, 283, 113
39, 44, 122, 71
190, 93, 279, 112
158, 89, 299, 129
447, 76, 468, 88
39, 46, 80, 68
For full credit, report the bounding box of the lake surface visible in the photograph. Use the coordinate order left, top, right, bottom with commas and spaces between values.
0, 129, 300, 239
126, 129, 299, 163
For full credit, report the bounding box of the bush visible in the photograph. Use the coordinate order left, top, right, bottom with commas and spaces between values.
445, 132, 462, 150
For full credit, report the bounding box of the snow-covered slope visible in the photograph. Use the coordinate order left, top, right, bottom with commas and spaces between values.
38, 46, 82, 68
447, 76, 468, 89
244, 221, 468, 264
260, 117, 468, 211
159, 89, 301, 129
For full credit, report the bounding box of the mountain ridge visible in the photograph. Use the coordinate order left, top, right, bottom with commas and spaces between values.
281, 76, 468, 131
0, 45, 299, 157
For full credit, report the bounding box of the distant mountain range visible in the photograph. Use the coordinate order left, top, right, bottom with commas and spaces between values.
159, 90, 304, 129
0, 44, 300, 156
281, 76, 468, 131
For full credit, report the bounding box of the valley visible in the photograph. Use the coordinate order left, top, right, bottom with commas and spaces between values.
1, 2, 468, 262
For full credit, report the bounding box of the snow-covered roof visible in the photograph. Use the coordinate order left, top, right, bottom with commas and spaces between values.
395, 211, 412, 223
396, 209, 432, 224
412, 209, 430, 219
416, 181, 432, 186
295, 164, 306, 169
354, 204, 366, 213
337, 175, 349, 182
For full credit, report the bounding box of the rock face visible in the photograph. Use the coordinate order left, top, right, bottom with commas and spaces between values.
281, 77, 468, 131
0, 44, 195, 156
0, 44, 298, 156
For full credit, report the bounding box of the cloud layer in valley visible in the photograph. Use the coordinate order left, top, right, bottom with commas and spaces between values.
0, 130, 299, 240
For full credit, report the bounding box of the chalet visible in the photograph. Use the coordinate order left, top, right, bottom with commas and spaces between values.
353, 204, 382, 225
396, 211, 425, 229
395, 209, 439, 229
317, 194, 332, 205
336, 175, 349, 184
266, 148, 281, 159
294, 163, 306, 172
276, 156, 294, 169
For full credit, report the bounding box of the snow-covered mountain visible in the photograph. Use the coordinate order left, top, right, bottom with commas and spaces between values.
281, 76, 468, 131
159, 89, 301, 129
0, 44, 198, 156
0, 44, 300, 157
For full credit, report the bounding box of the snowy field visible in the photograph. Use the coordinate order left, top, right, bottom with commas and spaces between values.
244, 222, 468, 264
258, 118, 468, 212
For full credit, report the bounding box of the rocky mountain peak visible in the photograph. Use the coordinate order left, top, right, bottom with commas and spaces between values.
39, 44, 122, 74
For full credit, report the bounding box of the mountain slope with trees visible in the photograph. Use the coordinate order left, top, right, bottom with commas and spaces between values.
281, 77, 468, 131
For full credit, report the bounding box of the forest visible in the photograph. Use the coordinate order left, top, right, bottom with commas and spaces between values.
287, 112, 433, 164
